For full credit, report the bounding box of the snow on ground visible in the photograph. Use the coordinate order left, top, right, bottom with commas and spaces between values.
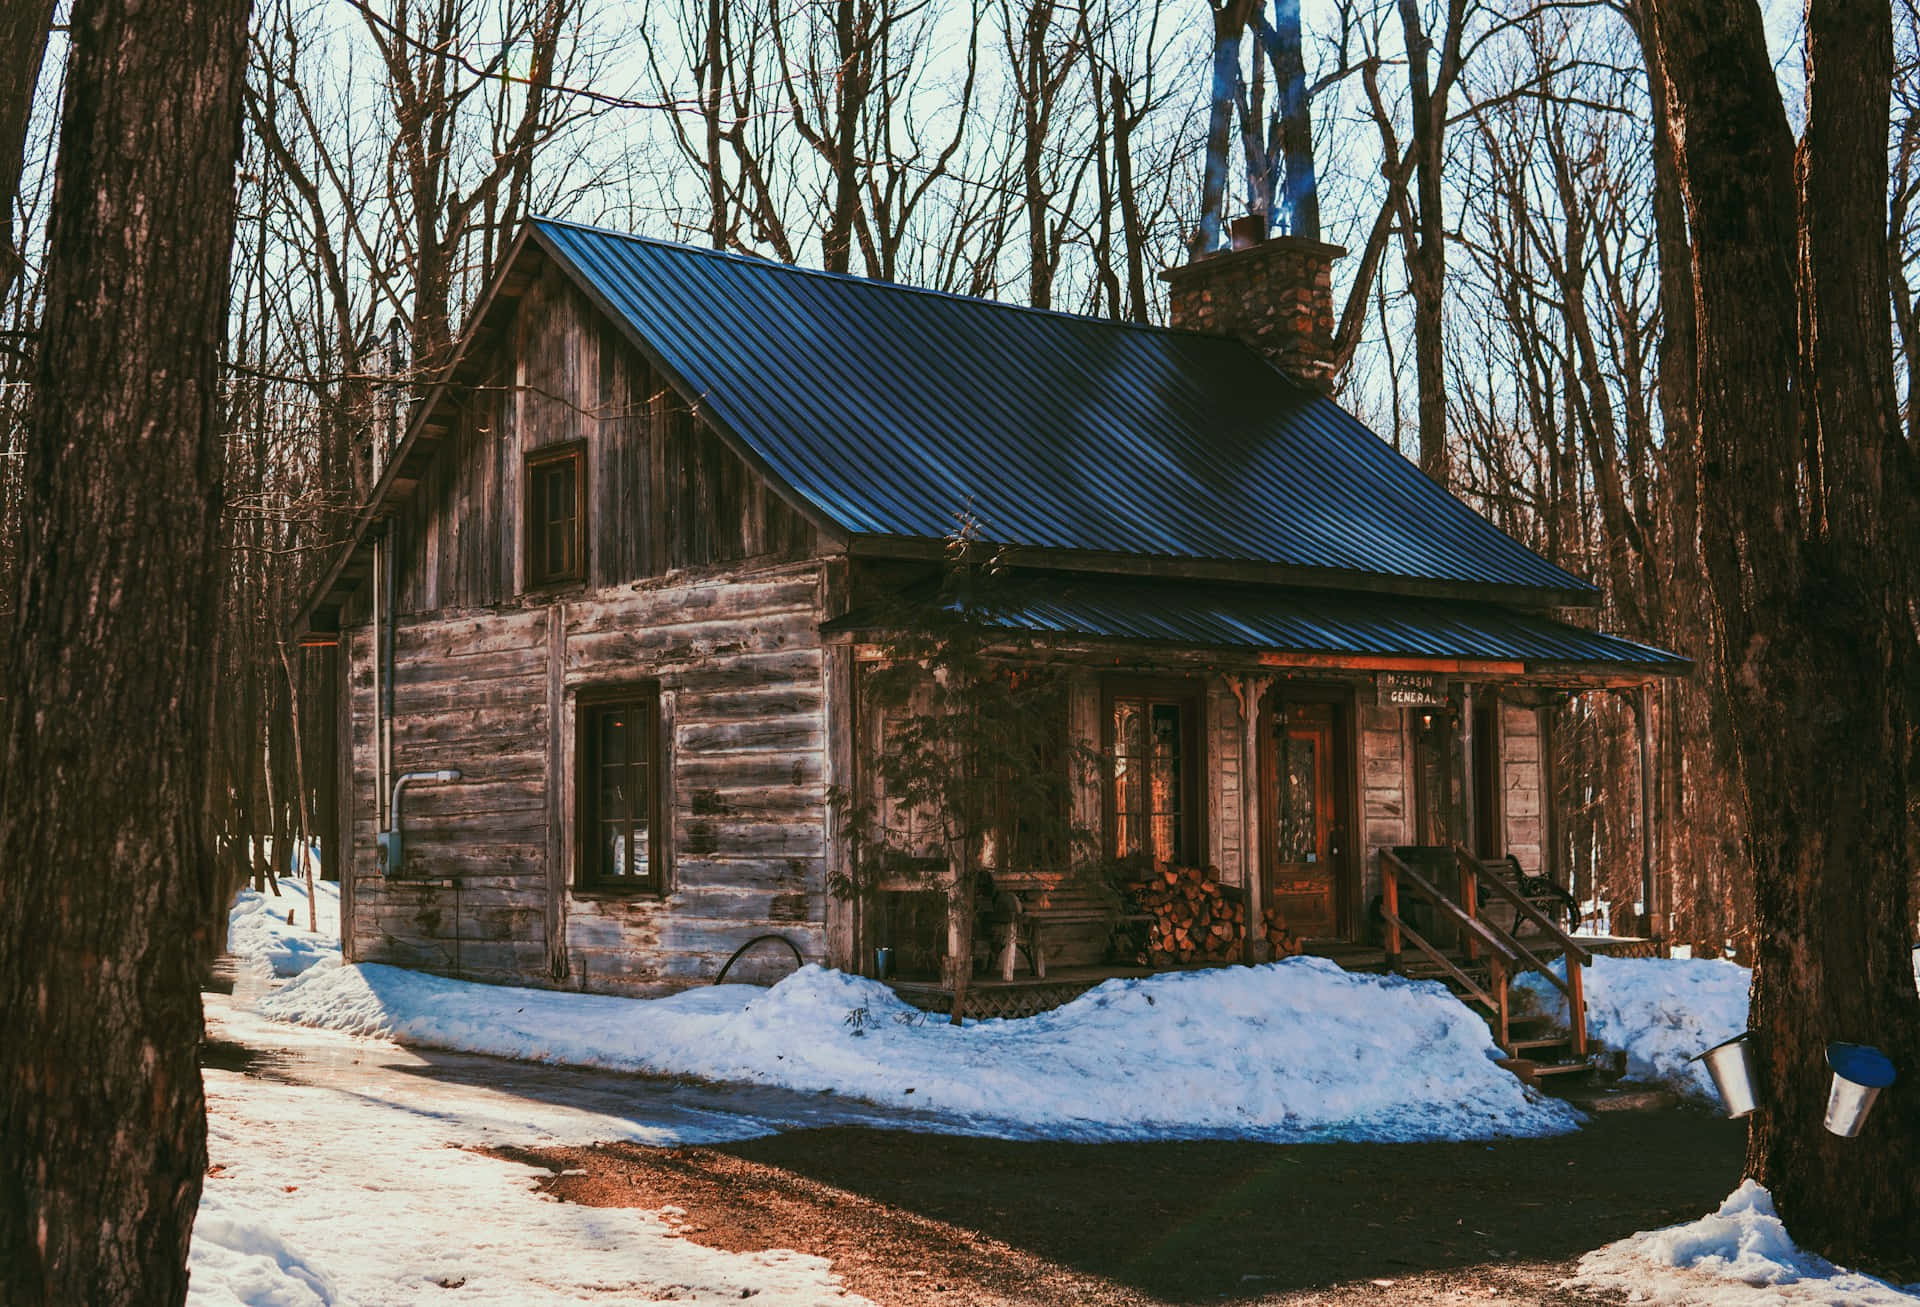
256, 956, 1580, 1143
1517, 955, 1751, 1098
227, 877, 340, 978
1571, 1180, 1920, 1305
190, 1058, 873, 1306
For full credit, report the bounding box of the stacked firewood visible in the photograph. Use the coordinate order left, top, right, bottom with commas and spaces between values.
1260, 907, 1305, 960
1134, 865, 1245, 965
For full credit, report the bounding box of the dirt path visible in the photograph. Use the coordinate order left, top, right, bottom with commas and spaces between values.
496, 1108, 1746, 1305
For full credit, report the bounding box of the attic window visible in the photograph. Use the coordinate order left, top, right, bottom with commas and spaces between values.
527, 441, 586, 588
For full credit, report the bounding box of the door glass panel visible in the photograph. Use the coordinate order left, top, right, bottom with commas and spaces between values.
1277, 731, 1319, 863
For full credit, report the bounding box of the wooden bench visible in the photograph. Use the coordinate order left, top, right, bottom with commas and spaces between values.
1485, 854, 1578, 937
979, 871, 1151, 981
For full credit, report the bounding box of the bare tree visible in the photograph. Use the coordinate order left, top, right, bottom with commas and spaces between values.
1646, 0, 1920, 1265
0, 0, 251, 1302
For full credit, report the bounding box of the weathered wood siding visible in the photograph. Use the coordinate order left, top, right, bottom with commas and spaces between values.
1499, 702, 1545, 875
344, 611, 552, 977
1359, 704, 1409, 907
391, 264, 815, 617
1206, 679, 1247, 887
343, 562, 834, 993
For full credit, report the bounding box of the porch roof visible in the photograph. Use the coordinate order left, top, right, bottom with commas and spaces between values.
825, 580, 1689, 676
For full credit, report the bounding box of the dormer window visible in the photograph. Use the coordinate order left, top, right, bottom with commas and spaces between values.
526, 441, 586, 588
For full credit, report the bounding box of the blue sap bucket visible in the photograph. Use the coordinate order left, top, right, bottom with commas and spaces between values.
872, 946, 894, 980
1825, 1042, 1896, 1137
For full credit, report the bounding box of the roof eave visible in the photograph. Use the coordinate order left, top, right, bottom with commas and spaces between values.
821, 616, 1688, 682
842, 533, 1600, 611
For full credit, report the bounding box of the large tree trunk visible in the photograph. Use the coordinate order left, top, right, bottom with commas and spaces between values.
0, 0, 249, 1301
1405, 0, 1443, 483
1648, 0, 1920, 1265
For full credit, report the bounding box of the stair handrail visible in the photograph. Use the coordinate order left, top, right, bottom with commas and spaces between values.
1378, 847, 1519, 1041
1453, 845, 1589, 1057
1450, 853, 1570, 987
1380, 847, 1521, 971
1454, 844, 1592, 966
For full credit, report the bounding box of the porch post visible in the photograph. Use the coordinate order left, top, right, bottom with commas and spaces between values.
1457, 682, 1476, 857
1242, 675, 1269, 961
1635, 682, 1662, 941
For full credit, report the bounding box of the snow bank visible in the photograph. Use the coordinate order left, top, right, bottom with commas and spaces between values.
189, 1189, 337, 1306
1573, 1180, 1920, 1305
258, 957, 1580, 1143
227, 879, 341, 978
1517, 955, 1750, 1098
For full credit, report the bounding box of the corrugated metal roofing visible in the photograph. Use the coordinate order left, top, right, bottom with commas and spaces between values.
530, 218, 1595, 601
825, 580, 1689, 672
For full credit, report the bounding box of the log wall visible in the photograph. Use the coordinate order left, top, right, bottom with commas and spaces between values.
1359, 703, 1410, 908
337, 263, 836, 995
1499, 702, 1546, 875
391, 263, 814, 617
343, 561, 834, 993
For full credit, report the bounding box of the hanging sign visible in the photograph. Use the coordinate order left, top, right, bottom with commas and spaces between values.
1376, 672, 1449, 708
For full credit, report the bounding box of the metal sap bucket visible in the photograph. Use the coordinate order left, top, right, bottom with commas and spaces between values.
872, 946, 894, 981
1692, 1032, 1760, 1119
1825, 1042, 1897, 1137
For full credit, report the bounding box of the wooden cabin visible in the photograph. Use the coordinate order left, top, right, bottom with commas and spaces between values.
296, 218, 1685, 1000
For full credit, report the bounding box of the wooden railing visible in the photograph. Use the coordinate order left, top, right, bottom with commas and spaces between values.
1379, 845, 1589, 1057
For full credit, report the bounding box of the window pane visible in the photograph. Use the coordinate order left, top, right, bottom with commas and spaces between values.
1149, 703, 1183, 863
1112, 696, 1189, 864
585, 696, 656, 888
628, 815, 650, 876
600, 711, 627, 766
531, 455, 580, 582
602, 821, 626, 878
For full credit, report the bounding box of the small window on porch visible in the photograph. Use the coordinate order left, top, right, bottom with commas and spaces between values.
1107, 682, 1202, 865
526, 441, 586, 588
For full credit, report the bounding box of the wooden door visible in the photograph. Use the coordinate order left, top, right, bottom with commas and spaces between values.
1262, 700, 1348, 940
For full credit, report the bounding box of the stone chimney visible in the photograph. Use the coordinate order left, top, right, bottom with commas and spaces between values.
1163, 225, 1346, 393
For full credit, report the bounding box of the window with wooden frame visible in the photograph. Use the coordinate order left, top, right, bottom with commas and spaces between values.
526, 441, 586, 588
576, 685, 664, 894
1104, 679, 1204, 866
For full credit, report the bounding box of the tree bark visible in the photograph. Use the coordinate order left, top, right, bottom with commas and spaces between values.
1647, 0, 1920, 1265
0, 0, 249, 1301
1399, 0, 1459, 484
1270, 0, 1318, 240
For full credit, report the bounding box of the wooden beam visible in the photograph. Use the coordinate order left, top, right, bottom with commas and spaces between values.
1255, 651, 1525, 675
1242, 676, 1269, 959
544, 604, 570, 981
1636, 683, 1660, 941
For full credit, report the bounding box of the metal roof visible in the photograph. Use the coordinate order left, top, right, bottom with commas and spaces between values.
824, 579, 1689, 673
531, 218, 1596, 603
